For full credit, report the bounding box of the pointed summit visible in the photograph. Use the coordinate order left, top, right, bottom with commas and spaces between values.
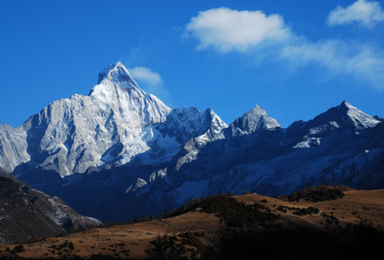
311, 101, 380, 129
339, 100, 354, 111
97, 62, 142, 91
339, 100, 380, 129
230, 105, 281, 137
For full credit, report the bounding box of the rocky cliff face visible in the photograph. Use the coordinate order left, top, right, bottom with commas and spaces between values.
0, 63, 226, 177
0, 63, 382, 222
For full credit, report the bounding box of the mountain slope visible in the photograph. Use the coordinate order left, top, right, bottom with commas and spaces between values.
20, 98, 382, 223
0, 168, 100, 245
0, 168, 63, 245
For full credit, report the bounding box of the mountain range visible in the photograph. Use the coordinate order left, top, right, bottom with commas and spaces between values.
0, 62, 383, 222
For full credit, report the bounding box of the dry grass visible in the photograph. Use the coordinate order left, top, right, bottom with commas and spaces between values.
1, 189, 383, 259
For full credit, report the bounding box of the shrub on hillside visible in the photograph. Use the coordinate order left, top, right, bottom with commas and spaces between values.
11, 245, 25, 254
145, 232, 216, 260
202, 197, 279, 229
276, 185, 353, 202
293, 207, 320, 216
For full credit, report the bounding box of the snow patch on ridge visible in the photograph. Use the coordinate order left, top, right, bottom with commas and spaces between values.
125, 178, 148, 194
293, 137, 321, 148
117, 125, 181, 166
343, 101, 380, 128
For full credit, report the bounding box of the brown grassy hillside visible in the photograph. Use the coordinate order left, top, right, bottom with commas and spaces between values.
1, 189, 383, 259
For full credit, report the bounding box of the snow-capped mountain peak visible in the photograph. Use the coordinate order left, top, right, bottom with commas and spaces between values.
339, 100, 380, 129
88, 62, 170, 125
97, 62, 140, 89
0, 62, 231, 177
230, 105, 281, 137
307, 101, 380, 131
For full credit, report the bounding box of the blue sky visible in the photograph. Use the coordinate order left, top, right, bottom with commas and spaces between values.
1, 0, 383, 128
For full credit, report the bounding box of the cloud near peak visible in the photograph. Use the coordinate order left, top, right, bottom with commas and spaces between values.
185, 7, 292, 52
129, 67, 162, 86
128, 66, 172, 104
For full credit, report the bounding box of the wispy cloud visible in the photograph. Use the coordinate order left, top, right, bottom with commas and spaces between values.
280, 40, 384, 89
121, 47, 148, 68
185, 7, 292, 52
184, 7, 384, 90
128, 66, 172, 105
129, 67, 162, 86
327, 0, 384, 28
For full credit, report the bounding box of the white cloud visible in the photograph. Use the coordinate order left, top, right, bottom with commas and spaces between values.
280, 40, 384, 89
327, 0, 384, 28
185, 7, 292, 52
128, 66, 172, 105
129, 67, 162, 86
184, 7, 384, 90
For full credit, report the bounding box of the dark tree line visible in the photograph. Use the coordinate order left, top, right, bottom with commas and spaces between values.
276, 184, 353, 202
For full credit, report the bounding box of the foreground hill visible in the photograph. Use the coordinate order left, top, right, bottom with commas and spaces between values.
1, 189, 383, 259
0, 175, 62, 245
0, 168, 100, 245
